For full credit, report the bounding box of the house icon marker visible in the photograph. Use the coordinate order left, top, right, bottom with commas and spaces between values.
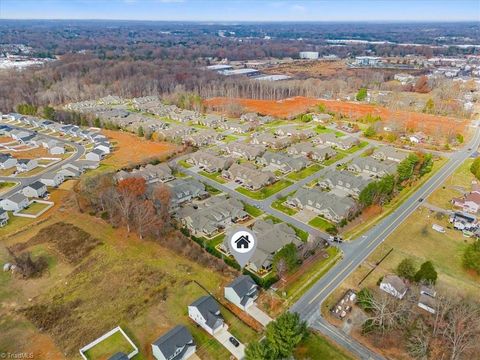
235, 235, 251, 249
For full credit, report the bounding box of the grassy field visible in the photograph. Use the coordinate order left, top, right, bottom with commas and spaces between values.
19, 201, 51, 216
286, 164, 322, 181
237, 179, 293, 200
243, 203, 264, 217
427, 158, 474, 209
0, 181, 17, 191
309, 216, 335, 231
295, 332, 354, 360
83, 330, 136, 360
0, 185, 258, 360
199, 170, 227, 184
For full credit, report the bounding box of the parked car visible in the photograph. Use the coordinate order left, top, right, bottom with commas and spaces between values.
229, 337, 240, 347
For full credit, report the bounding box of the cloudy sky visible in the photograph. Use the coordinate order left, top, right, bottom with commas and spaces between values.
0, 0, 478, 21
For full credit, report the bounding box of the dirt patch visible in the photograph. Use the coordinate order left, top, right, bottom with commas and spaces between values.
11, 146, 52, 159
102, 129, 180, 168
264, 60, 348, 79
205, 96, 468, 136
10, 222, 101, 264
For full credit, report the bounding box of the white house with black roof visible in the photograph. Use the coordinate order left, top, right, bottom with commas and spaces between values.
85, 148, 106, 162
224, 275, 258, 311
151, 325, 196, 360
22, 181, 48, 198
0, 154, 17, 169
16, 159, 38, 172
188, 296, 224, 335
40, 172, 65, 187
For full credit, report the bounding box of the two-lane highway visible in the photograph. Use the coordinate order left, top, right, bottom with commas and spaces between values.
289, 125, 480, 359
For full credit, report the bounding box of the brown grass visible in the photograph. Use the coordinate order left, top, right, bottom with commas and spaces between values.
102, 130, 180, 169
205, 96, 468, 136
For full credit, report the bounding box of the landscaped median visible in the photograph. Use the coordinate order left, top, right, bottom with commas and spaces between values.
236, 179, 293, 200
287, 164, 323, 181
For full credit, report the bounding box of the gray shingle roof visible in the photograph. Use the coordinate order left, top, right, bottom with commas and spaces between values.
152, 325, 194, 360
190, 296, 223, 330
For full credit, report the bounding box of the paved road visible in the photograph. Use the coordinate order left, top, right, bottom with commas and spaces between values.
176, 142, 373, 240
0, 122, 86, 198
289, 124, 480, 359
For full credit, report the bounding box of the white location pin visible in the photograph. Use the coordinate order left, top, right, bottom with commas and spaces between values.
226, 226, 257, 268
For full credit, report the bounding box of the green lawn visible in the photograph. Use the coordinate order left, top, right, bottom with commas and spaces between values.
0, 182, 17, 191
309, 216, 335, 231
243, 203, 264, 217
19, 201, 51, 215
295, 331, 354, 360
178, 159, 192, 169
271, 194, 298, 216
288, 224, 309, 242
264, 215, 283, 224
223, 135, 238, 143
287, 164, 323, 181
204, 183, 222, 195
323, 152, 347, 166
83, 330, 136, 360
315, 126, 345, 137
344, 141, 369, 154
198, 171, 227, 184
236, 179, 293, 200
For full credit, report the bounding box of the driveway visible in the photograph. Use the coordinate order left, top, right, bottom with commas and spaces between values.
213, 327, 245, 360
246, 304, 272, 326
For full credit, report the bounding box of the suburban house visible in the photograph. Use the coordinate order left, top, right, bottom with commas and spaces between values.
274, 126, 315, 139
251, 133, 292, 150
177, 196, 248, 237
372, 146, 408, 163
318, 171, 369, 198
40, 172, 65, 187
222, 142, 265, 160
198, 114, 224, 128
258, 151, 309, 173
449, 211, 477, 231
59, 164, 82, 178
188, 151, 233, 173
240, 113, 274, 124
151, 325, 196, 360
409, 132, 427, 144
287, 188, 356, 223
0, 193, 29, 212
220, 120, 254, 134
346, 157, 397, 177
224, 275, 258, 311
418, 294, 437, 314
188, 296, 224, 335
167, 178, 209, 211
16, 159, 38, 172
379, 275, 408, 299
73, 160, 100, 170
312, 133, 359, 150
183, 130, 222, 147
43, 140, 65, 155
22, 181, 48, 198
115, 164, 174, 184
94, 143, 111, 154
0, 209, 9, 227
157, 125, 193, 142
222, 219, 302, 273
452, 183, 480, 214
312, 113, 333, 123
85, 149, 106, 162
222, 163, 276, 191
286, 142, 337, 162
0, 154, 17, 169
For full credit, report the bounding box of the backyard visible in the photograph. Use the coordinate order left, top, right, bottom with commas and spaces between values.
83, 330, 136, 360
287, 164, 323, 181
199, 170, 227, 184
236, 179, 293, 200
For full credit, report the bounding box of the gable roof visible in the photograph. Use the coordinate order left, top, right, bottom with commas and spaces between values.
226, 275, 257, 300
152, 325, 194, 359
189, 296, 222, 329
26, 181, 46, 191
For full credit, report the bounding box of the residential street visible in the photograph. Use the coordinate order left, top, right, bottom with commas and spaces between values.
289, 124, 480, 360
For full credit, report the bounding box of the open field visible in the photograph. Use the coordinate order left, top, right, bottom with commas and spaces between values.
205, 96, 468, 136
427, 158, 474, 209
263, 60, 348, 79
0, 183, 258, 360
295, 331, 354, 360
102, 130, 179, 169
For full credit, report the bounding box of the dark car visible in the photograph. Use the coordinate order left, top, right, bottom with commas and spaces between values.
419, 198, 424, 202
229, 337, 240, 347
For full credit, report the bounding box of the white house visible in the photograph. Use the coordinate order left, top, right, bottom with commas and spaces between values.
40, 172, 65, 187
16, 159, 38, 172
151, 325, 196, 360
59, 165, 82, 178
0, 154, 17, 169
94, 143, 110, 154
379, 275, 408, 299
22, 181, 47, 198
85, 149, 105, 162
188, 296, 224, 335
224, 275, 259, 311
0, 193, 29, 212
48, 141, 65, 155
0, 209, 9, 227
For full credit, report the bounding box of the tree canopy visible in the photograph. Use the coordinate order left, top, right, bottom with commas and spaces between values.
396, 258, 417, 281
414, 261, 438, 284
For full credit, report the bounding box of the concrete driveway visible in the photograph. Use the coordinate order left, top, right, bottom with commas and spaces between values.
246, 304, 272, 326
213, 327, 245, 360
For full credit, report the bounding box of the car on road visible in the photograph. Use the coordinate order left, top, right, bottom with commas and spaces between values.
418, 198, 424, 202
229, 337, 240, 347
328, 235, 343, 243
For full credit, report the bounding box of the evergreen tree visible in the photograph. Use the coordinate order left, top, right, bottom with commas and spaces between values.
396, 258, 417, 281
463, 240, 480, 274
356, 87, 368, 101
137, 126, 144, 137
414, 261, 438, 284
266, 312, 307, 358
42, 105, 55, 119
245, 340, 278, 360
94, 117, 101, 128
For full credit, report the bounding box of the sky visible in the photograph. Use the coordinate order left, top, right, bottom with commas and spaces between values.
0, 0, 479, 22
